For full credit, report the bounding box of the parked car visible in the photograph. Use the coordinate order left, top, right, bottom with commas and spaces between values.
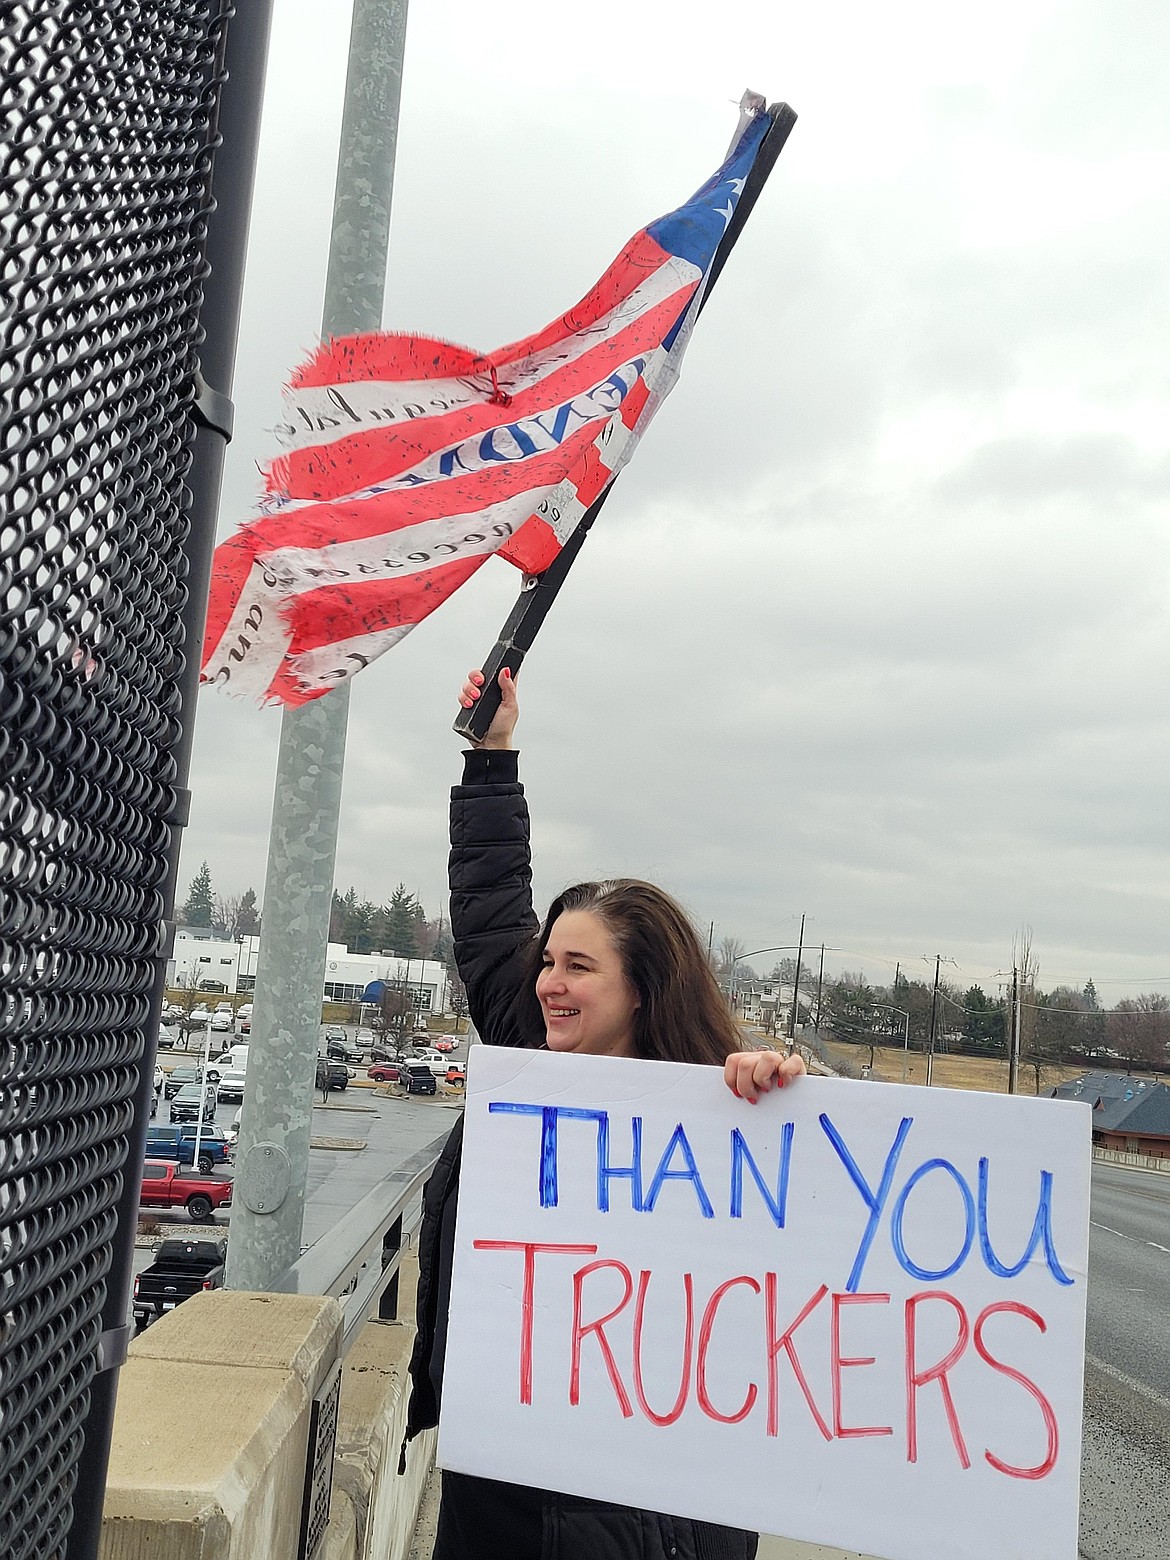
367, 1060, 405, 1084
144, 1125, 232, 1174
170, 1082, 218, 1123
323, 1025, 347, 1043
445, 1063, 466, 1089
215, 1070, 247, 1103
217, 1043, 249, 1073
238, 1013, 251, 1034
355, 1027, 375, 1050
403, 1061, 437, 1096
370, 1040, 403, 1063
133, 1237, 227, 1330
316, 1058, 353, 1092
434, 1038, 456, 1053
138, 1160, 233, 1222
163, 1061, 222, 1098
326, 1035, 361, 1064
190, 1005, 211, 1022
210, 1010, 233, 1032
406, 1048, 450, 1077
224, 1105, 243, 1150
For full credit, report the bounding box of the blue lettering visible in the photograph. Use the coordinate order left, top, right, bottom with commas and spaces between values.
531, 397, 593, 446
730, 1122, 795, 1228
891, 1158, 975, 1281
820, 1113, 914, 1293
478, 424, 538, 463
977, 1159, 1074, 1285
487, 1102, 605, 1207
644, 1123, 714, 1218
438, 445, 477, 479
597, 1112, 644, 1211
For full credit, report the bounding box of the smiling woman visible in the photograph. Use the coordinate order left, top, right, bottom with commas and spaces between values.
399, 668, 804, 1559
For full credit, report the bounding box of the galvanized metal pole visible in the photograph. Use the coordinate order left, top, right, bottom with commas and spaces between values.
226, 0, 410, 1292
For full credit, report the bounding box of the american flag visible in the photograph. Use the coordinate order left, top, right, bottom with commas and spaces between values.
202, 94, 779, 706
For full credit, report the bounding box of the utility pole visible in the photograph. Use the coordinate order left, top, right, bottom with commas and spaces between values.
1007, 966, 1021, 1094
925, 954, 942, 1087
814, 943, 825, 1034
787, 913, 806, 1041
227, 0, 410, 1293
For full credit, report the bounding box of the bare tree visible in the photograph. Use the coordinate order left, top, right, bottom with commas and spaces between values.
717, 935, 747, 1010
1108, 994, 1170, 1073
447, 962, 469, 1031
211, 892, 241, 939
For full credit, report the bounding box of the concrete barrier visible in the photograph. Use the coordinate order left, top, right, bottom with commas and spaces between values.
101, 1290, 343, 1560
101, 1274, 436, 1560
1093, 1145, 1170, 1174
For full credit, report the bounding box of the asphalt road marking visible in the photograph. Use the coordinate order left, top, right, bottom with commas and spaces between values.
1084, 1352, 1170, 1416
1090, 1220, 1170, 1254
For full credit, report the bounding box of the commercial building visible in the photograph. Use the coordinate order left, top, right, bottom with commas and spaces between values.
170, 927, 449, 1013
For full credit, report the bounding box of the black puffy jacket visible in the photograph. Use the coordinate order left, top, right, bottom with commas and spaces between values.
404, 749, 757, 1560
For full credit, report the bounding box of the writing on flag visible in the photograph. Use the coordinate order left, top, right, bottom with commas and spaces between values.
201, 94, 775, 706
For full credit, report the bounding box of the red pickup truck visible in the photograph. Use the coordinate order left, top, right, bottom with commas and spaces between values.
139, 1159, 234, 1223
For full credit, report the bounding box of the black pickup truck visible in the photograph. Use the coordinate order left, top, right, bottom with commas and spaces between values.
132, 1238, 228, 1330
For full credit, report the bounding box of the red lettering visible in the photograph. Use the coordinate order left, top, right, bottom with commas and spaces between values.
631, 1270, 694, 1426
973, 1302, 1059, 1480
765, 1278, 832, 1441
571, 1259, 634, 1417
831, 1292, 893, 1439
697, 1275, 760, 1424
473, 1240, 597, 1405
905, 1290, 971, 1468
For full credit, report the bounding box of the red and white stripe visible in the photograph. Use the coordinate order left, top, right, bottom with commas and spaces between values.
202, 232, 705, 705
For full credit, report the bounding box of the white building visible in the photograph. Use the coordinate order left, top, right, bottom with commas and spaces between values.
172, 926, 242, 993
237, 937, 449, 1015
170, 928, 449, 1014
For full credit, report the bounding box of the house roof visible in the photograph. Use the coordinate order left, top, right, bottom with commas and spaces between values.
1047, 1073, 1170, 1138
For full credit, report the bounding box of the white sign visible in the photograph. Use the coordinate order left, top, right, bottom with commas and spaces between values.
440, 1049, 1091, 1560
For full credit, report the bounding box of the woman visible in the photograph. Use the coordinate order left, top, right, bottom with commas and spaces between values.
403, 667, 805, 1559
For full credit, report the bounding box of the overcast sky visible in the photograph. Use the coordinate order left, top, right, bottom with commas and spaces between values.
183, 0, 1170, 1003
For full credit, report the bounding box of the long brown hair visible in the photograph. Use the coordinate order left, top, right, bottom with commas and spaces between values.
520, 879, 745, 1066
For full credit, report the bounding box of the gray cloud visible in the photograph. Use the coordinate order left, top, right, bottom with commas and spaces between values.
183, 0, 1170, 1004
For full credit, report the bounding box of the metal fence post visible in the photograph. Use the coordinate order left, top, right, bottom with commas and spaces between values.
63, 6, 276, 1555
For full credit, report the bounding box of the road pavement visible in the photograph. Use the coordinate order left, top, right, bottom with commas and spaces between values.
1078, 1162, 1170, 1560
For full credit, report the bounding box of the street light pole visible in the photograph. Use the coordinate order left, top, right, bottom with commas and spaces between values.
787, 913, 806, 1041
873, 1003, 911, 1084
226, 0, 410, 1294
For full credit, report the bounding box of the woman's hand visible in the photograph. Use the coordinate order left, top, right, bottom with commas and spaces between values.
725, 1046, 806, 1104
459, 667, 519, 750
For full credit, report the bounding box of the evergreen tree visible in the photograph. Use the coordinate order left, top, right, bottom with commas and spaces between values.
237, 887, 260, 937
1082, 978, 1100, 1011
181, 861, 214, 928
383, 883, 421, 956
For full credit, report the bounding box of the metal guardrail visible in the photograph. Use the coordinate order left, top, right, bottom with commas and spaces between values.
280, 1130, 451, 1357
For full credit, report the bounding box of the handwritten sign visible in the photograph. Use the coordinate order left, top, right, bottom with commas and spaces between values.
439, 1049, 1091, 1560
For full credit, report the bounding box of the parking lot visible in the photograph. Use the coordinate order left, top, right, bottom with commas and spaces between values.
144, 1015, 471, 1215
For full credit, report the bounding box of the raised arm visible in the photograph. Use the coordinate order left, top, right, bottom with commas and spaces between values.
449, 669, 544, 1049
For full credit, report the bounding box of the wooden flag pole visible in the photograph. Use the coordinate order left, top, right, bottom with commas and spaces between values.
453, 100, 798, 743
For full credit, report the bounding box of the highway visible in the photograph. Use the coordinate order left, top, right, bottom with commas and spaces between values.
1078, 1162, 1170, 1560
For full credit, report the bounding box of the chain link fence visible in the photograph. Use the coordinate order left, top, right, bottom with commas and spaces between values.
0, 5, 234, 1554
